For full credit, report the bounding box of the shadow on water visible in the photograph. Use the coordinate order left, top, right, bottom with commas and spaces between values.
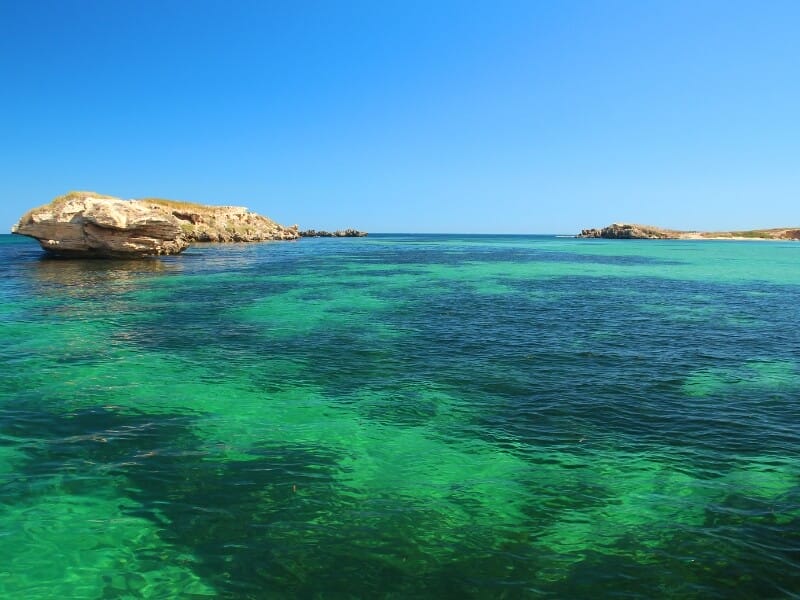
25, 255, 185, 294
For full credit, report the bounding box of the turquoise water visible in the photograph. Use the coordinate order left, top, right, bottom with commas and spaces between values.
0, 233, 798, 598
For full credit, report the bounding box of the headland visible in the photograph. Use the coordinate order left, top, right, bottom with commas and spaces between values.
12, 191, 365, 258
578, 223, 800, 240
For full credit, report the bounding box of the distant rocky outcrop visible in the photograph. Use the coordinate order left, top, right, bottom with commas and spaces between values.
578, 223, 675, 239
299, 228, 367, 238
578, 223, 800, 240
12, 191, 300, 257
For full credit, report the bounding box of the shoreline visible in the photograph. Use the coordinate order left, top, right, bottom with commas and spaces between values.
578, 223, 800, 241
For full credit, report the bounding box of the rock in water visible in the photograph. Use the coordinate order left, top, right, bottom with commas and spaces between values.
13, 192, 189, 257
159, 202, 300, 242
577, 223, 675, 239
577, 222, 800, 240
12, 191, 301, 257
299, 228, 367, 237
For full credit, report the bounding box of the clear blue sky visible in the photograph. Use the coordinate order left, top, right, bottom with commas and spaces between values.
1, 0, 798, 233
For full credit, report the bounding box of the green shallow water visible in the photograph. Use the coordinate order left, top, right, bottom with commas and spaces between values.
0, 233, 798, 598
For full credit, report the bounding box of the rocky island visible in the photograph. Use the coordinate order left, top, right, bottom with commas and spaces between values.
12, 191, 301, 257
578, 223, 800, 240
299, 228, 367, 238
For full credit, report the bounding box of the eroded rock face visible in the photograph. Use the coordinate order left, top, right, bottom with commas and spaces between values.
159, 204, 300, 243
13, 191, 302, 257
577, 223, 675, 239
13, 193, 190, 257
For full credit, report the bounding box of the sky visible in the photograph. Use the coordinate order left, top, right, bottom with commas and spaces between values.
1, 0, 798, 233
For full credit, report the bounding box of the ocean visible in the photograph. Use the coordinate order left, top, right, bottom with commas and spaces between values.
0, 233, 798, 598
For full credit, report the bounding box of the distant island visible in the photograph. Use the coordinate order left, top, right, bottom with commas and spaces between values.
12, 191, 366, 257
299, 228, 367, 238
578, 223, 800, 240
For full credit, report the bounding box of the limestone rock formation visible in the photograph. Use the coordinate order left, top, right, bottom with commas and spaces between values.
12, 192, 190, 257
149, 201, 300, 243
578, 222, 800, 240
13, 191, 301, 257
578, 223, 675, 239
